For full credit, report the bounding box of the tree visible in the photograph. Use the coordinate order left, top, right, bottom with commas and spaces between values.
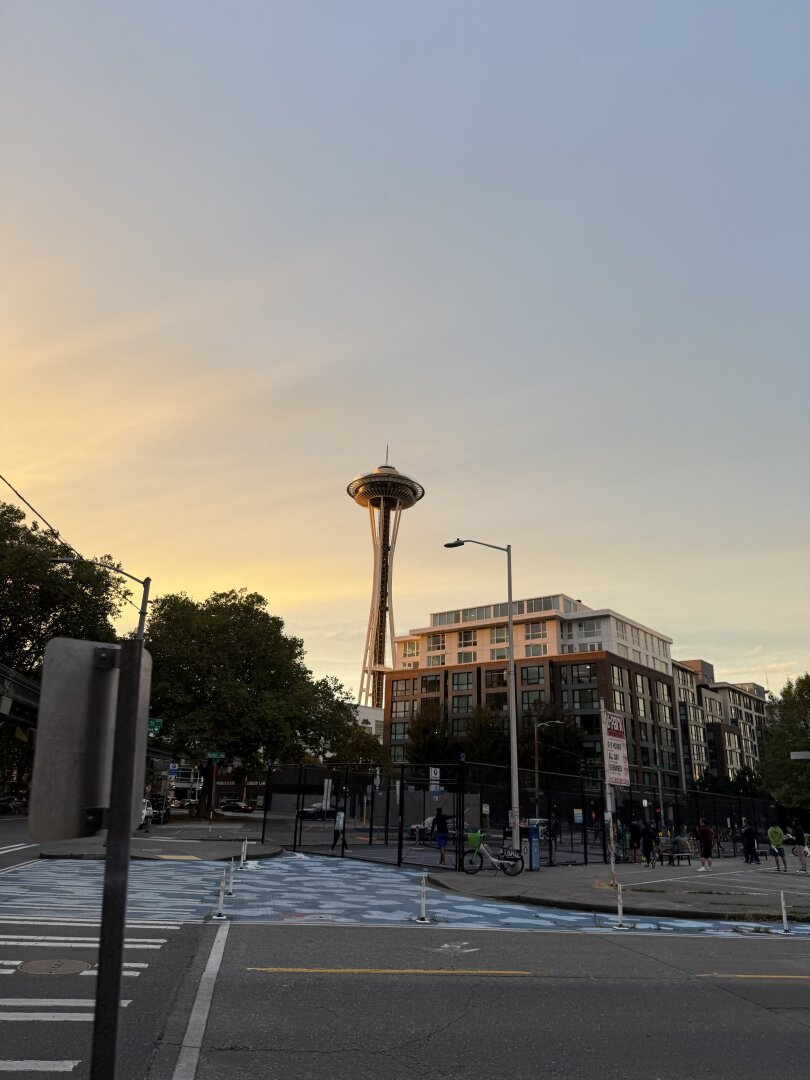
0, 501, 130, 676
516, 702, 584, 776
760, 675, 810, 808
406, 700, 453, 764
463, 706, 508, 767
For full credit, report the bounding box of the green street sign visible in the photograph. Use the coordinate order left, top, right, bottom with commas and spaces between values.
148, 718, 163, 735
207, 751, 225, 760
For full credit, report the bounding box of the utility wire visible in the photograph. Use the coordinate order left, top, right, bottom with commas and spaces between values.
0, 471, 142, 617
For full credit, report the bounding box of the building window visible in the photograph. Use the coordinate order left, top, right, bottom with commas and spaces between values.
426, 655, 445, 668
526, 596, 554, 613
458, 629, 477, 648
525, 644, 548, 657
659, 704, 673, 723
657, 682, 672, 703
573, 688, 599, 710
391, 701, 410, 718
522, 689, 545, 715
526, 621, 547, 640
571, 663, 597, 684
637, 697, 647, 718
392, 680, 410, 697
612, 690, 626, 713
486, 692, 508, 714
578, 619, 602, 638
457, 651, 477, 664
452, 695, 472, 715
490, 626, 508, 645
610, 665, 627, 688
490, 648, 508, 661
494, 601, 525, 617
403, 641, 419, 658
521, 666, 544, 685
452, 672, 472, 691
390, 722, 409, 741
391, 745, 406, 763
421, 674, 441, 694
451, 717, 468, 738
427, 633, 445, 652
486, 669, 507, 688
462, 605, 490, 623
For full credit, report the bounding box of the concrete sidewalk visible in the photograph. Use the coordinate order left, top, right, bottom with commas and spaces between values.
428, 856, 810, 922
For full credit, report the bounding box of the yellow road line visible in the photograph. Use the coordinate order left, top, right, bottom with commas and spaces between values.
247, 967, 531, 976
155, 855, 199, 861
697, 974, 810, 980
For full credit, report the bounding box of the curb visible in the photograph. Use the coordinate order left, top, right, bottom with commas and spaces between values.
37, 848, 284, 863
426, 874, 799, 923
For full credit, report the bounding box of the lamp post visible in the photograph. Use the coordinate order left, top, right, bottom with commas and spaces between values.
533, 719, 563, 820
445, 538, 520, 853
51, 557, 151, 640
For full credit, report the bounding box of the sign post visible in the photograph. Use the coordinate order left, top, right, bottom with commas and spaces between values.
600, 700, 630, 888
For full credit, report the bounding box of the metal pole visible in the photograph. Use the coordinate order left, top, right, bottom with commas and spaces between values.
457, 758, 466, 872
384, 775, 391, 847
534, 721, 540, 821
89, 639, 143, 1080
341, 763, 349, 857
136, 577, 151, 642
260, 762, 272, 845
506, 544, 520, 853
397, 764, 405, 866
368, 776, 375, 846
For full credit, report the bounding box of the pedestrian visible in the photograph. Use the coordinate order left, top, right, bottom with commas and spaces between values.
430, 807, 449, 866
330, 808, 346, 852
767, 821, 788, 873
697, 817, 714, 872
741, 821, 758, 864
791, 822, 807, 874
640, 821, 655, 867
628, 818, 642, 863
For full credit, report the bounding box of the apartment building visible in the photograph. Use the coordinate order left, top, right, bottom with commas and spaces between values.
673, 661, 710, 783
680, 662, 766, 779
386, 594, 682, 791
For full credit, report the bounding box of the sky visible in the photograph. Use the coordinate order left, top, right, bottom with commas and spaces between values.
1, 2, 808, 696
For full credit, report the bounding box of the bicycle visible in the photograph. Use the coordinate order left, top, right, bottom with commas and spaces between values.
462, 831, 524, 875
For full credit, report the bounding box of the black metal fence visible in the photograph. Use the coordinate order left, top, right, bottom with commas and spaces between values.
262, 761, 776, 870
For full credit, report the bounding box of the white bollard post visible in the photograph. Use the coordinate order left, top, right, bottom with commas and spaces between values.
617, 882, 624, 928
420, 870, 428, 922
226, 858, 235, 897
238, 838, 248, 869
781, 891, 790, 934
212, 870, 227, 920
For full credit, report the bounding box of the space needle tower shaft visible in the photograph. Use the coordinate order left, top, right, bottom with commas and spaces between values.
347, 459, 424, 708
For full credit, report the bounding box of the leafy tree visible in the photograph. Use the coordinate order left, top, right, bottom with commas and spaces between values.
463, 706, 508, 766
406, 699, 453, 764
760, 675, 810, 807
516, 702, 584, 776
0, 501, 129, 675
693, 765, 766, 797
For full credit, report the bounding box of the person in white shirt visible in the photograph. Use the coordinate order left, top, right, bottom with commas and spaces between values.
331, 809, 346, 852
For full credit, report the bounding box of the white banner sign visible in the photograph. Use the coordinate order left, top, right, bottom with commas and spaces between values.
601, 710, 630, 787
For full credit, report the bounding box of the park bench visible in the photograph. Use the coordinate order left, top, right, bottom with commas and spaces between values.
660, 843, 693, 866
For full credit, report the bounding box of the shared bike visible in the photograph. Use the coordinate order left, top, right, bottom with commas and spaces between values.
462, 831, 524, 875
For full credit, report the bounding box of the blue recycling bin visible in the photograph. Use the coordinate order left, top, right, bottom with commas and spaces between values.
520, 824, 541, 870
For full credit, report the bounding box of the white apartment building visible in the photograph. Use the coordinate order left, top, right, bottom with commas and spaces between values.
394, 594, 673, 675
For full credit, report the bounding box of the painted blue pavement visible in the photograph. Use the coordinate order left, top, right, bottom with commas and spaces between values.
2, 856, 809, 938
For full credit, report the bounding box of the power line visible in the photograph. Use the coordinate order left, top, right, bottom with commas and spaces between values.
0, 472, 142, 618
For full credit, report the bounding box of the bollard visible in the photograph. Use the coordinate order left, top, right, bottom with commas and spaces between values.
414, 870, 429, 924
226, 858, 235, 897
237, 838, 248, 870
212, 869, 227, 920
612, 882, 630, 930
781, 891, 790, 934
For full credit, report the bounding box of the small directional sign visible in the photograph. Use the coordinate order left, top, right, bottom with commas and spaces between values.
207, 751, 225, 761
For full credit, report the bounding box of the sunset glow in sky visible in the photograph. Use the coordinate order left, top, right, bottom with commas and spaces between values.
2, 2, 808, 694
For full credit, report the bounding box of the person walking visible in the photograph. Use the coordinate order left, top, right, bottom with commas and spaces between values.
628, 819, 642, 863
792, 823, 807, 873
640, 821, 656, 867
697, 818, 714, 872
767, 821, 788, 872
430, 807, 449, 866
741, 821, 758, 864
330, 808, 346, 853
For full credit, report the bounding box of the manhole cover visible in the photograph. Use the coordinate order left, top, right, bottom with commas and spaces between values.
19, 959, 93, 975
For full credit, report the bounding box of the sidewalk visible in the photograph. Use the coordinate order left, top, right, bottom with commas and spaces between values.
428, 857, 810, 922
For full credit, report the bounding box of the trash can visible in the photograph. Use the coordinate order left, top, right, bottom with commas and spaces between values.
520, 824, 541, 870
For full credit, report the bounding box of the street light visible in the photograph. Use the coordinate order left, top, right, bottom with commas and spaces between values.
51, 557, 151, 640
533, 719, 563, 820
444, 537, 520, 853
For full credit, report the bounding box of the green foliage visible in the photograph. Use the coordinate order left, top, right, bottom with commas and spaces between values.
406, 699, 453, 764
760, 675, 810, 808
516, 704, 584, 776
463, 706, 508, 767
145, 590, 373, 771
693, 764, 766, 797
0, 501, 129, 675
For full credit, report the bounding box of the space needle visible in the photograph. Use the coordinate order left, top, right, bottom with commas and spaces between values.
347, 456, 424, 708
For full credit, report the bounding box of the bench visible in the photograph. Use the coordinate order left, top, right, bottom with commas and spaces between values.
660, 846, 693, 866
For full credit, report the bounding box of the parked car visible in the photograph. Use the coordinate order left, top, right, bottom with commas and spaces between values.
298, 802, 337, 820
0, 796, 25, 815
219, 800, 253, 814
409, 815, 472, 844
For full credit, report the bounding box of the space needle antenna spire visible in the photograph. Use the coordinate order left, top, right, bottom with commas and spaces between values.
347, 456, 424, 708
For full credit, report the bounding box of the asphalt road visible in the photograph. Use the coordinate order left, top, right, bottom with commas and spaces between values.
145, 923, 810, 1080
